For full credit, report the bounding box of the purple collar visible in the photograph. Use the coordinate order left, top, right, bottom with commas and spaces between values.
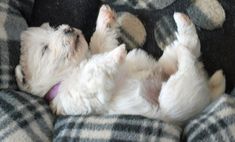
44, 82, 61, 103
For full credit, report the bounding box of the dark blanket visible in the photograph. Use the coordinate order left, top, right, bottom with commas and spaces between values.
102, 0, 235, 93
30, 0, 235, 93
30, 0, 102, 42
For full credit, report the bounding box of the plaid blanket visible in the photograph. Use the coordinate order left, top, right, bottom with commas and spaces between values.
0, 0, 34, 89
0, 90, 54, 142
1, 89, 235, 142
1, 0, 235, 141
54, 115, 182, 142
183, 94, 235, 142
53, 95, 235, 142
101, 0, 176, 9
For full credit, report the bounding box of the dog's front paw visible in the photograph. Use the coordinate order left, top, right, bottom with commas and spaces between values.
97, 5, 117, 30
109, 44, 127, 64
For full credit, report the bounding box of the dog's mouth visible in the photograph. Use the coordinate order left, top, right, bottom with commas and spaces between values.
62, 27, 82, 51
66, 33, 80, 51
74, 34, 80, 50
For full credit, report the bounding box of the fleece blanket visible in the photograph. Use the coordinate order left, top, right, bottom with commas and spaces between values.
0, 90, 235, 142
0, 0, 235, 141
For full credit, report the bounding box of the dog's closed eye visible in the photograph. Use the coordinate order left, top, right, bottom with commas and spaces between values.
42, 45, 48, 56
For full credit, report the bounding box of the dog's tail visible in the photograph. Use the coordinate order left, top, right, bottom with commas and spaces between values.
209, 70, 226, 101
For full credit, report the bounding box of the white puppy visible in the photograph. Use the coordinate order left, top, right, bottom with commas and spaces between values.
15, 5, 225, 124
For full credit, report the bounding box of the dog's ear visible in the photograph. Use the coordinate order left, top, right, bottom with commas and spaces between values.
15, 65, 29, 92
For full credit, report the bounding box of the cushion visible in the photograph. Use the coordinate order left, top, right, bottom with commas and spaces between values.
0, 89, 54, 142
183, 94, 235, 142
54, 115, 182, 142
0, 0, 34, 89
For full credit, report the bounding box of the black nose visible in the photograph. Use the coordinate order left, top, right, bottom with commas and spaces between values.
64, 27, 74, 34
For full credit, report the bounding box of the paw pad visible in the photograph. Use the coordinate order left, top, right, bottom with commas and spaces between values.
174, 12, 192, 28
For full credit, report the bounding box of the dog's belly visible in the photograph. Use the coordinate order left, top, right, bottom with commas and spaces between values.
142, 78, 162, 106
108, 69, 166, 116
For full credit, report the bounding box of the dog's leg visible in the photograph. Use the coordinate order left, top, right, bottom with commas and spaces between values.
158, 13, 201, 77
158, 46, 211, 124
174, 12, 225, 101
89, 5, 119, 54
174, 12, 201, 58
79, 44, 126, 107
156, 13, 225, 123
123, 49, 158, 78
158, 46, 178, 77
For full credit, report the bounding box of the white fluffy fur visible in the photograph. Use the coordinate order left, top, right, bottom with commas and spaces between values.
15, 5, 225, 124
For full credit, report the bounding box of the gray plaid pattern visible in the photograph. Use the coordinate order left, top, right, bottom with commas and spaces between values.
102, 0, 176, 9
54, 115, 182, 142
0, 0, 34, 89
183, 95, 235, 142
1, 0, 235, 141
231, 88, 235, 97
154, 15, 177, 50
0, 89, 54, 142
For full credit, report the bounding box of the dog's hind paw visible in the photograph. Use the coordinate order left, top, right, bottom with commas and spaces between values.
209, 70, 226, 101
174, 12, 192, 29
174, 12, 201, 58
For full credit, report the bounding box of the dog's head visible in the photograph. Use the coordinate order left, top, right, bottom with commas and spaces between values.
16, 23, 89, 96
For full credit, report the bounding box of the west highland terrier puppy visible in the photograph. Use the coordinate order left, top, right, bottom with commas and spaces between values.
15, 5, 225, 124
